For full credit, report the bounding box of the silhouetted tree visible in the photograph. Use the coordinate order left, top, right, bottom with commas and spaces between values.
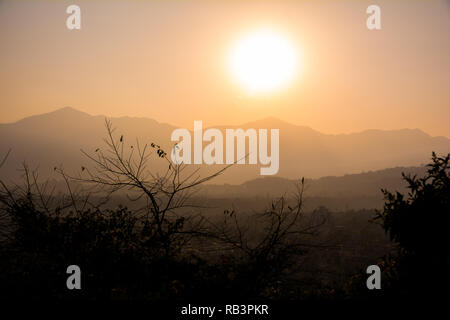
58, 119, 231, 258
374, 152, 450, 297
203, 180, 329, 299
0, 121, 231, 299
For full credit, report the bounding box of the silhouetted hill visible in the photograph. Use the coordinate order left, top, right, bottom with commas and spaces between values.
200, 166, 427, 198
196, 166, 429, 210
0, 107, 448, 184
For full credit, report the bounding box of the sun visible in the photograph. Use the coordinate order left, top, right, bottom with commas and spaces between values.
229, 29, 299, 94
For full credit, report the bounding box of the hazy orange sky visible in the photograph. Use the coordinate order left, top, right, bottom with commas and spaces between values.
1, 0, 449, 137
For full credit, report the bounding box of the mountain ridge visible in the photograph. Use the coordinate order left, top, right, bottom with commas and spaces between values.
2, 107, 445, 139
0, 107, 449, 184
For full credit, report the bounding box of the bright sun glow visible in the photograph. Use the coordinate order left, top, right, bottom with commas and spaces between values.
229, 29, 299, 94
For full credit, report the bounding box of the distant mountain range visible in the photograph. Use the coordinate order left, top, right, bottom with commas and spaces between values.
0, 107, 448, 184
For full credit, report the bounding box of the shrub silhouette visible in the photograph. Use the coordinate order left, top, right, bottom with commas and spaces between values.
375, 152, 450, 297
343, 153, 450, 300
